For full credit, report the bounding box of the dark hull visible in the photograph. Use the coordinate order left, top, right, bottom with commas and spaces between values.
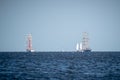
83, 49, 91, 52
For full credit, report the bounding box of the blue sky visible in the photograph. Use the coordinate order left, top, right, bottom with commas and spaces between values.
0, 0, 120, 51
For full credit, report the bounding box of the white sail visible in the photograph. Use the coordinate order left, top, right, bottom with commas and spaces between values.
80, 42, 83, 51
76, 43, 79, 51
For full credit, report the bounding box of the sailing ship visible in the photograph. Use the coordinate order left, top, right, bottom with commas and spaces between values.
26, 34, 35, 52
76, 32, 91, 52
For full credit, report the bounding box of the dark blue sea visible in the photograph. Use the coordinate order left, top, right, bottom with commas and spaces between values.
0, 52, 120, 80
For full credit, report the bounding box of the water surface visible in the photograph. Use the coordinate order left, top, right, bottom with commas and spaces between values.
0, 52, 120, 80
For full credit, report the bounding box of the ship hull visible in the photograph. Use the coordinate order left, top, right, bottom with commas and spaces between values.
26, 49, 34, 52
83, 49, 91, 52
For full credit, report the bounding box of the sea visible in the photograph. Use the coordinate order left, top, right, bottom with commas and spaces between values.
0, 52, 120, 80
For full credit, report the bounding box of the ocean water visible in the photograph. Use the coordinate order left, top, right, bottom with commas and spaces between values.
0, 52, 120, 80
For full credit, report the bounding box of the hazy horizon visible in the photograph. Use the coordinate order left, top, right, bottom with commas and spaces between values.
0, 0, 120, 51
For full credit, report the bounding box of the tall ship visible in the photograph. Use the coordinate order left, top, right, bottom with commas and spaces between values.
26, 34, 34, 52
76, 32, 91, 52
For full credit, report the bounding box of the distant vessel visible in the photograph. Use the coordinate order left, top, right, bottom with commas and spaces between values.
81, 32, 91, 52
26, 34, 35, 52
76, 32, 91, 52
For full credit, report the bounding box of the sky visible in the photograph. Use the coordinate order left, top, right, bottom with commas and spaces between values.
0, 0, 120, 51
